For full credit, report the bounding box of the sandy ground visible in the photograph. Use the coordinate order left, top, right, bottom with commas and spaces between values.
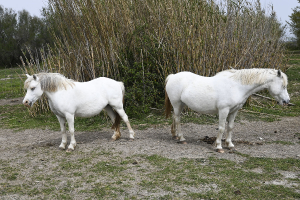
1, 115, 299, 162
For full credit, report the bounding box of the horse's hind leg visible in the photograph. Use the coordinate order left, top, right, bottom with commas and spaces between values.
57, 115, 67, 150
172, 102, 185, 143
225, 111, 238, 150
65, 113, 76, 151
104, 105, 121, 141
171, 118, 177, 139
114, 107, 135, 140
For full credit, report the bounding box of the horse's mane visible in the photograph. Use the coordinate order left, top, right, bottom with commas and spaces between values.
217, 68, 288, 87
24, 73, 75, 92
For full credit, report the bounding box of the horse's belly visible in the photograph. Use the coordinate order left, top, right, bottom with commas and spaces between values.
75, 106, 103, 118
181, 88, 218, 114
189, 104, 218, 114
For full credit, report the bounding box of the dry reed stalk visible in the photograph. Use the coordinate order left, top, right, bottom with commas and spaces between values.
21, 0, 287, 115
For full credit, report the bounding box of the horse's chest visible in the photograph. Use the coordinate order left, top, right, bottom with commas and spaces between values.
48, 102, 64, 117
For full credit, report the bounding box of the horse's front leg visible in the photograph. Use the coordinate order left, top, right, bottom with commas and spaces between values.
66, 113, 76, 151
57, 115, 67, 150
216, 108, 229, 153
225, 111, 238, 150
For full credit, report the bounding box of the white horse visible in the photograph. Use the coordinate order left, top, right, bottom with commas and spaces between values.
23, 73, 135, 151
165, 68, 290, 153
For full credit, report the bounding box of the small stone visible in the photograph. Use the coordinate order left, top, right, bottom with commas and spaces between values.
132, 160, 138, 165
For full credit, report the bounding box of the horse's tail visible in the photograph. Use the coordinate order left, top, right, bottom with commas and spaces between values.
165, 74, 173, 119
111, 82, 125, 132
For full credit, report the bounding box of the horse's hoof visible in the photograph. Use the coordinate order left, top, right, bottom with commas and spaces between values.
66, 148, 74, 152
177, 141, 187, 144
59, 146, 65, 150
111, 137, 119, 141
172, 136, 179, 140
216, 149, 225, 153
129, 138, 134, 142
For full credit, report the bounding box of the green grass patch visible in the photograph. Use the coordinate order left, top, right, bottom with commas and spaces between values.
0, 67, 24, 99
1, 149, 300, 199
1, 57, 300, 130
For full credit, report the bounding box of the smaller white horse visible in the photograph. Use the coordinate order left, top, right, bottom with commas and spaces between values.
165, 68, 290, 153
23, 73, 135, 151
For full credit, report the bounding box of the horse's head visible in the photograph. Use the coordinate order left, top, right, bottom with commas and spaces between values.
268, 70, 290, 106
23, 74, 44, 108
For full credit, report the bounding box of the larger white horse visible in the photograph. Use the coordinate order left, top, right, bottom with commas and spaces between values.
23, 73, 135, 151
165, 68, 290, 153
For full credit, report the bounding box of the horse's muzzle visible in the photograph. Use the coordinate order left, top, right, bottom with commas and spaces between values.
23, 100, 32, 108
282, 100, 290, 106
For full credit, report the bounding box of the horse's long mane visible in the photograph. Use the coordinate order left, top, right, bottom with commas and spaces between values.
217, 68, 288, 87
24, 73, 75, 92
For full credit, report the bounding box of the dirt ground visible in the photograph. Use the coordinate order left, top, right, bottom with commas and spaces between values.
1, 114, 299, 162
0, 97, 23, 106
0, 98, 300, 199
0, 97, 299, 160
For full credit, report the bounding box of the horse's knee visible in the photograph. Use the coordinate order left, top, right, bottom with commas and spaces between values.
228, 123, 234, 131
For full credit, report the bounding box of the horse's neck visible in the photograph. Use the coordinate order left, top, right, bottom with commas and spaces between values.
242, 80, 270, 98
44, 91, 62, 105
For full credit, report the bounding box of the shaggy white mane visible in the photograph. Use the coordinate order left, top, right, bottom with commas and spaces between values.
24, 73, 75, 92
217, 68, 288, 87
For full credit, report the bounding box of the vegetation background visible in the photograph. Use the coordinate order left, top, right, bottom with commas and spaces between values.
0, 1, 300, 199
8, 0, 285, 117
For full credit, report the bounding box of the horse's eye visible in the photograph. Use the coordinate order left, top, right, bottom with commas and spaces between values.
31, 87, 36, 91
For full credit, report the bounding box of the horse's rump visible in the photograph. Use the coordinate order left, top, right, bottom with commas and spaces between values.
165, 74, 173, 119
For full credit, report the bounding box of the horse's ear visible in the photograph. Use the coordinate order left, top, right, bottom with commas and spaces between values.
26, 74, 31, 78
277, 69, 282, 77
33, 74, 39, 81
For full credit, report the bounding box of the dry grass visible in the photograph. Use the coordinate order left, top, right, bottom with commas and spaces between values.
21, 0, 287, 114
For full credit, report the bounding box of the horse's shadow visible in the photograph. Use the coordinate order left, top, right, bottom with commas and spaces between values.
32, 128, 240, 153
34, 130, 114, 149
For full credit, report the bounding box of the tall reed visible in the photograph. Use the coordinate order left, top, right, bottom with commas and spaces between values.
22, 0, 287, 116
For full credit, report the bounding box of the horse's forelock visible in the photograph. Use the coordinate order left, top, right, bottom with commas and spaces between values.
24, 76, 34, 89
